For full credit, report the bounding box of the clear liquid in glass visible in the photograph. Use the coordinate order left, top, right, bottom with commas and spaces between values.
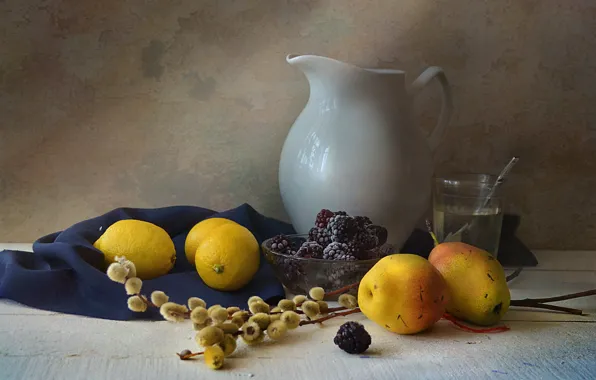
433, 205, 503, 256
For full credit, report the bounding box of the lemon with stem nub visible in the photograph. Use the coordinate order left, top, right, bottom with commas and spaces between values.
184, 218, 238, 266
194, 223, 260, 291
94, 219, 175, 280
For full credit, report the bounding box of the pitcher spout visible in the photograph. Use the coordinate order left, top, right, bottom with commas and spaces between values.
286, 54, 362, 96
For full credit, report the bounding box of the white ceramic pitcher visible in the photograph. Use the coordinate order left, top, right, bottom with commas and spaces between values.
279, 54, 453, 248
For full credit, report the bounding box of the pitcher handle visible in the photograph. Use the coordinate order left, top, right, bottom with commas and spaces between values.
410, 66, 453, 152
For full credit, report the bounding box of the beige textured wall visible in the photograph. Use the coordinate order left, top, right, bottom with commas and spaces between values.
1, 0, 595, 249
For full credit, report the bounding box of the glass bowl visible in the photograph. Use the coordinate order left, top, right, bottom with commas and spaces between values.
262, 234, 394, 296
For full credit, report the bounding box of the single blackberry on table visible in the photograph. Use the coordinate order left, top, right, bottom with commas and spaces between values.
268, 234, 295, 255
327, 215, 357, 243
308, 227, 331, 247
295, 241, 324, 258
333, 321, 371, 354
315, 209, 335, 228
322, 242, 357, 261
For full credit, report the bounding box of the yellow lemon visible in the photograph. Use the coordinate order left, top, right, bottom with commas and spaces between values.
195, 223, 259, 291
184, 218, 237, 266
94, 219, 176, 280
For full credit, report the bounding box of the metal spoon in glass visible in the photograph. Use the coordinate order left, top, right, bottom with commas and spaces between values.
443, 156, 519, 242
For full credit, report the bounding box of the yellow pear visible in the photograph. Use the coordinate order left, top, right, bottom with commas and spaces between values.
428, 242, 510, 326
358, 254, 449, 335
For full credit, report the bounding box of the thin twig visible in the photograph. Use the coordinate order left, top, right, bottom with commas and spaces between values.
138, 294, 159, 309
510, 302, 584, 315
506, 267, 523, 282
299, 308, 361, 326
511, 289, 596, 304
325, 282, 360, 297
178, 351, 204, 360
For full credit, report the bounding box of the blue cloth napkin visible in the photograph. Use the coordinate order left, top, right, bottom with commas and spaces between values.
0, 204, 295, 320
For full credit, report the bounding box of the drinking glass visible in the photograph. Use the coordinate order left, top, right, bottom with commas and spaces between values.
433, 173, 504, 257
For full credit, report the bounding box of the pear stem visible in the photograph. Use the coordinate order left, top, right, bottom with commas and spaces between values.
425, 219, 440, 247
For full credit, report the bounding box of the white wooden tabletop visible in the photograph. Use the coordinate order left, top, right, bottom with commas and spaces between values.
1, 245, 595, 380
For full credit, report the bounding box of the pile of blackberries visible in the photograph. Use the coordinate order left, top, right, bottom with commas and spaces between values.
268, 209, 388, 261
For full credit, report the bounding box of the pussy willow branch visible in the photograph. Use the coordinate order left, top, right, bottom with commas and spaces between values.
300, 308, 361, 326
177, 307, 361, 360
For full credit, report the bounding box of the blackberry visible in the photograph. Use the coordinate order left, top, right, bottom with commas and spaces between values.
353, 215, 372, 228
278, 257, 304, 282
295, 241, 324, 258
269, 234, 295, 255
367, 225, 388, 246
315, 209, 335, 228
322, 242, 357, 261
308, 227, 331, 247
327, 215, 356, 243
333, 321, 371, 354
354, 232, 378, 251
334, 211, 349, 216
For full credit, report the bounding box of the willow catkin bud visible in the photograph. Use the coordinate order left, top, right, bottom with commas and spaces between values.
124, 277, 142, 295
121, 260, 137, 278
241, 321, 261, 341
196, 326, 224, 347
209, 307, 229, 324
204, 345, 225, 369
188, 297, 206, 310
338, 293, 358, 309
248, 313, 271, 330
160, 302, 189, 322
278, 299, 296, 312
215, 322, 241, 335
301, 300, 320, 318
249, 301, 270, 314
317, 300, 329, 315
231, 315, 245, 327
247, 296, 263, 305
218, 334, 237, 357
150, 291, 169, 307
270, 306, 282, 313
309, 287, 325, 301
292, 295, 307, 306
267, 320, 288, 340
280, 311, 301, 329
190, 306, 209, 324
232, 310, 250, 322
106, 263, 127, 283
127, 295, 147, 312
208, 304, 222, 313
